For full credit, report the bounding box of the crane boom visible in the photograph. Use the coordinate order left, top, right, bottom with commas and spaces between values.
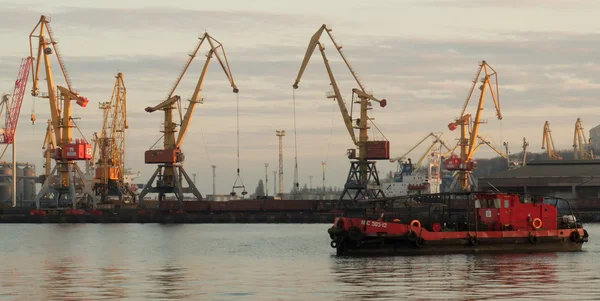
466, 62, 501, 160
542, 121, 562, 160
292, 25, 327, 90
145, 96, 179, 113
573, 118, 593, 159
319, 43, 356, 144
176, 42, 238, 148
390, 132, 439, 162
414, 137, 448, 168
476, 135, 508, 159
292, 25, 387, 149
30, 15, 88, 147
1, 57, 32, 144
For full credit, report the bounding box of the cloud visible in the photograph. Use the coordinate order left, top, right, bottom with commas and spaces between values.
414, 0, 595, 9
0, 6, 317, 32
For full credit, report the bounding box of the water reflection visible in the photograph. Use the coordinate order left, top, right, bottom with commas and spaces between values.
472, 254, 558, 285
0, 224, 598, 300
42, 257, 83, 301
146, 264, 189, 300
330, 253, 559, 300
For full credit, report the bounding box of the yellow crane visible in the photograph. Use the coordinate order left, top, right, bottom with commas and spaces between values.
446, 61, 502, 192
474, 135, 514, 167
293, 24, 389, 201
389, 132, 453, 170
93, 73, 131, 204
573, 118, 594, 160
29, 15, 95, 209
41, 119, 56, 178
138, 32, 238, 208
542, 121, 562, 160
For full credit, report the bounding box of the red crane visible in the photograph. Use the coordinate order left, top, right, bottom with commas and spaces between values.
0, 57, 32, 208
1, 57, 32, 145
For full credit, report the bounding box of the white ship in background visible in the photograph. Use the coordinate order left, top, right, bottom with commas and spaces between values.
382, 132, 453, 197
382, 152, 442, 197
124, 168, 141, 193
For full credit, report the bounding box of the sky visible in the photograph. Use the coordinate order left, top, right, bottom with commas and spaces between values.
1, 0, 600, 196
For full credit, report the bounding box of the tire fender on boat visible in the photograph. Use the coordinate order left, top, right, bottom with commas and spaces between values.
528, 233, 538, 244
347, 226, 364, 241
468, 234, 478, 246
407, 230, 418, 241
410, 220, 421, 229
570, 230, 582, 242
532, 218, 543, 229
407, 230, 423, 247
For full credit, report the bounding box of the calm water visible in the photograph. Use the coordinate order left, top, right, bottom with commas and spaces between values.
1, 223, 600, 301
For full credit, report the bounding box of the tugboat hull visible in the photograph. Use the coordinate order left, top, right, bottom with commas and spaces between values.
333, 235, 584, 256
328, 193, 589, 256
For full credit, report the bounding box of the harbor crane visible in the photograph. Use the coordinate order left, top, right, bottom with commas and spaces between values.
293, 24, 389, 201
542, 121, 562, 160
522, 137, 529, 166
29, 15, 95, 209
389, 132, 453, 172
573, 118, 594, 159
475, 135, 517, 169
446, 61, 502, 192
92, 73, 132, 205
0, 57, 32, 207
138, 32, 238, 209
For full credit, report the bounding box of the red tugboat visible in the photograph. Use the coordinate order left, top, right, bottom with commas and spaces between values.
327, 192, 588, 256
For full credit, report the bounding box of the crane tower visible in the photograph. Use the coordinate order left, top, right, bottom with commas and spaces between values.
542, 121, 562, 160
522, 137, 529, 166
30, 15, 95, 209
276, 130, 285, 195
445, 61, 502, 192
92, 73, 132, 205
292, 25, 389, 202
573, 118, 594, 159
272, 170, 277, 196
264, 163, 269, 197
138, 32, 238, 209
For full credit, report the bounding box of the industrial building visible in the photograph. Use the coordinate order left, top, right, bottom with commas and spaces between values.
589, 124, 600, 152
477, 160, 600, 199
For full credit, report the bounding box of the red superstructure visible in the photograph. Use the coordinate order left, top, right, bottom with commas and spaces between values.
327, 192, 588, 256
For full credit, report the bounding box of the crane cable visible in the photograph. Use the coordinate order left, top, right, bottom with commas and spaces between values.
231, 92, 246, 196
292, 88, 300, 195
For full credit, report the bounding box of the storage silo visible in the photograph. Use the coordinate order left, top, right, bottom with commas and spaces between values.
16, 166, 24, 202
23, 165, 36, 201
0, 164, 12, 202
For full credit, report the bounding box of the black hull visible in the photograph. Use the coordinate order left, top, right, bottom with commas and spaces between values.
335, 236, 584, 256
